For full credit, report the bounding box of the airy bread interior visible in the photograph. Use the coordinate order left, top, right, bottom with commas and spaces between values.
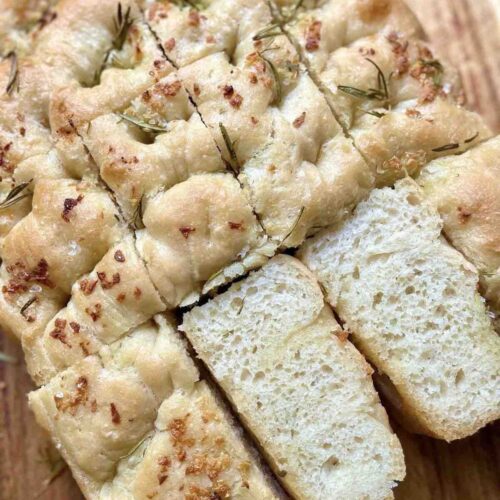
182, 255, 405, 499
299, 179, 500, 441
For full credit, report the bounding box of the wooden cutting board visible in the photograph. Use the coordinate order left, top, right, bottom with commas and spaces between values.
1, 1, 499, 498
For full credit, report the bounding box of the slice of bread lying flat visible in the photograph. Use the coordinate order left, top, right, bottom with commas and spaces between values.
29, 316, 281, 500
299, 178, 500, 441
181, 255, 405, 500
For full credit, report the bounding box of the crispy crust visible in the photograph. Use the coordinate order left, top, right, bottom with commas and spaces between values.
419, 136, 500, 314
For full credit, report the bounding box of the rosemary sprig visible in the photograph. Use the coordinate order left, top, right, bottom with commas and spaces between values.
365, 58, 389, 102
253, 0, 304, 41
253, 23, 282, 41
5, 51, 18, 95
0, 351, 17, 363
259, 52, 282, 105
117, 113, 169, 134
338, 58, 389, 105
280, 206, 305, 247
112, 3, 133, 51
0, 180, 32, 210
20, 296, 37, 319
431, 132, 479, 152
90, 3, 134, 87
219, 123, 240, 174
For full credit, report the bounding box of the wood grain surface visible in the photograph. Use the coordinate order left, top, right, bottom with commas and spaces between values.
1, 1, 499, 499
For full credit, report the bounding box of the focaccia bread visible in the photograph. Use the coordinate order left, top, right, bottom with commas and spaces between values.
182, 256, 405, 499
1, 0, 499, 498
30, 316, 281, 499
418, 136, 500, 322
298, 179, 500, 440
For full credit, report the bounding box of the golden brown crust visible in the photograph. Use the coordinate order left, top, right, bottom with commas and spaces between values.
0, 179, 124, 344
318, 32, 462, 129
26, 235, 166, 384
136, 173, 266, 308
352, 99, 491, 185
29, 317, 279, 499
283, 0, 423, 73
419, 136, 500, 313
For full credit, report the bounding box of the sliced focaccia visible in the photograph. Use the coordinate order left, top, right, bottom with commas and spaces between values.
182, 255, 405, 499
418, 135, 500, 322
29, 315, 281, 500
299, 179, 500, 440
98, 381, 281, 500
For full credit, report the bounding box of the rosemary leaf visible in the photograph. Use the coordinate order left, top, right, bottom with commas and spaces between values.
365, 58, 389, 101
253, 24, 282, 41
219, 123, 240, 174
113, 3, 133, 51
89, 3, 133, 86
5, 51, 18, 95
337, 85, 385, 101
364, 110, 387, 118
338, 58, 390, 105
117, 113, 168, 133
259, 53, 282, 105
432, 143, 459, 152
464, 132, 479, 144
20, 296, 37, 316
281, 206, 305, 247
0, 181, 32, 210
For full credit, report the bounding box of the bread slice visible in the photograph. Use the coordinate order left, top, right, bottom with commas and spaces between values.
99, 380, 282, 500
299, 178, 500, 440
29, 315, 281, 500
181, 255, 405, 500
418, 135, 500, 322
